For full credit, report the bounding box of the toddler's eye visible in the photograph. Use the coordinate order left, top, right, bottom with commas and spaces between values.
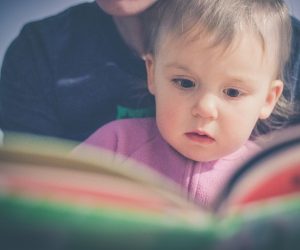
223, 88, 241, 98
173, 78, 196, 89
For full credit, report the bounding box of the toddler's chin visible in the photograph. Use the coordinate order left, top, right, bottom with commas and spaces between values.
180, 151, 221, 162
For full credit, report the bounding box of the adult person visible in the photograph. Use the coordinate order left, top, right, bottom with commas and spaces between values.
0, 0, 300, 144
0, 0, 157, 142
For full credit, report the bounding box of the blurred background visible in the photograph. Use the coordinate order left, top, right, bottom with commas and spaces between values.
0, 0, 300, 69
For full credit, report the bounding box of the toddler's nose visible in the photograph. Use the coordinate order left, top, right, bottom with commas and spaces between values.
191, 93, 218, 119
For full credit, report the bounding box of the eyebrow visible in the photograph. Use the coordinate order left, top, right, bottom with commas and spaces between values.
225, 76, 259, 86
164, 63, 193, 73
164, 63, 259, 87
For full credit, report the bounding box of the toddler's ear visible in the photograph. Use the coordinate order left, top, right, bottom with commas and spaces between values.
259, 80, 283, 119
143, 54, 156, 95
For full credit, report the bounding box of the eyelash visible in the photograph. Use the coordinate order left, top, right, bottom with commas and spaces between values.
171, 78, 245, 98
172, 78, 196, 89
223, 88, 244, 98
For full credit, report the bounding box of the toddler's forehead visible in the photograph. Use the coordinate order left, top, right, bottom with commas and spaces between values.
155, 28, 278, 77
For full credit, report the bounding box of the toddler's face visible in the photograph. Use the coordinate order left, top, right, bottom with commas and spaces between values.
146, 31, 282, 161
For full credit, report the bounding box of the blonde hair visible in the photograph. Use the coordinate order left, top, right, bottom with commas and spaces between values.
143, 0, 294, 137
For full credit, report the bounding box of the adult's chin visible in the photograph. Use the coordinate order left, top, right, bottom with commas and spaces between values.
95, 0, 157, 17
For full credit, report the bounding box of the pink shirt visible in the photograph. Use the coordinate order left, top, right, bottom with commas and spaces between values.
78, 118, 260, 208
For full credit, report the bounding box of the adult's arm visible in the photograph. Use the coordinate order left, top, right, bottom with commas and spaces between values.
0, 23, 63, 138
286, 17, 300, 124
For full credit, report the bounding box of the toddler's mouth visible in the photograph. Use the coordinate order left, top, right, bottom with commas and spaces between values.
185, 131, 215, 144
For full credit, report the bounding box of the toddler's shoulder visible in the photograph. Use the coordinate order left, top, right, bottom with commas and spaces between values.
88, 117, 157, 144
99, 117, 156, 133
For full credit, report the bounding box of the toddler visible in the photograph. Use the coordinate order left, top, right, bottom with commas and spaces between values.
76, 0, 293, 207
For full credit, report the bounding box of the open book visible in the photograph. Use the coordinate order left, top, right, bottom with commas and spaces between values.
0, 127, 300, 250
